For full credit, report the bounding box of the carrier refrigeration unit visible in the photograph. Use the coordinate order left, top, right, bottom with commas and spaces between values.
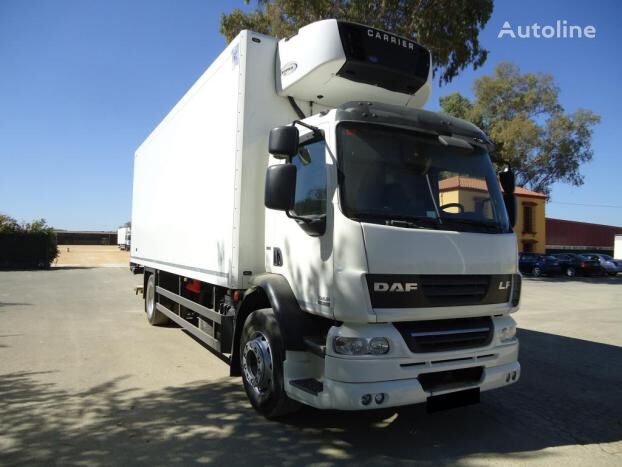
131, 20, 521, 417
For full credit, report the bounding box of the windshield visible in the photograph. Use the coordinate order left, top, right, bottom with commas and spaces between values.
336, 123, 510, 233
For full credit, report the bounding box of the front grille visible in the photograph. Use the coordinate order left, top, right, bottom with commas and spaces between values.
421, 275, 490, 306
394, 317, 493, 353
365, 274, 512, 308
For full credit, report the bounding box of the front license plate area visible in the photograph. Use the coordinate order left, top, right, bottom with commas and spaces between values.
426, 387, 480, 413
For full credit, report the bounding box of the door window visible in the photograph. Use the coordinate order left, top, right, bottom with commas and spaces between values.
292, 140, 327, 217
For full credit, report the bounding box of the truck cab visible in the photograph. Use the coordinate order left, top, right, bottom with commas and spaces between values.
255, 102, 521, 411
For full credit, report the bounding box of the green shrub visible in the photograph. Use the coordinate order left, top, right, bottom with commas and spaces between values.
0, 215, 58, 268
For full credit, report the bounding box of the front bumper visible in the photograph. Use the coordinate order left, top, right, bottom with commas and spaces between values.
319, 361, 520, 410
285, 339, 520, 411
288, 359, 520, 411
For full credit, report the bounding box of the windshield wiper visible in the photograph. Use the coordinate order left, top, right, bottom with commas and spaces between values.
386, 218, 439, 229
353, 212, 440, 229
439, 217, 503, 233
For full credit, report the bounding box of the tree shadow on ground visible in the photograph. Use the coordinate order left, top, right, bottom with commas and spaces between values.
1, 329, 621, 466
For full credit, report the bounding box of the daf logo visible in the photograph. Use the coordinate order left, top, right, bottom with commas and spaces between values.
367, 29, 416, 50
498, 281, 511, 290
374, 282, 418, 292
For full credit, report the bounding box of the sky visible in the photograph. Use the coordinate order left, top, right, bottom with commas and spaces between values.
1, 0, 621, 230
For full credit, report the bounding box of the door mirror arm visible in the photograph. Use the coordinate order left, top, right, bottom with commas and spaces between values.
286, 212, 326, 237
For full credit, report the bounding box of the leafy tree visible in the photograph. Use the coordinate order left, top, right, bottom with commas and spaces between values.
439, 63, 600, 195
0, 214, 20, 233
220, 0, 494, 84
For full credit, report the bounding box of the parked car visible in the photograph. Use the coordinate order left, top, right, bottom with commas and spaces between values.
550, 253, 603, 277
518, 253, 539, 274
519, 253, 562, 277
583, 254, 622, 276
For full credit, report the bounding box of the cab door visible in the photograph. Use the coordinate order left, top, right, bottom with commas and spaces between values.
265, 129, 335, 319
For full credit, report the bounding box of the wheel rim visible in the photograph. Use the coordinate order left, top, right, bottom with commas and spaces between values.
566, 268, 575, 277
242, 332, 273, 396
533, 267, 541, 277
146, 280, 155, 318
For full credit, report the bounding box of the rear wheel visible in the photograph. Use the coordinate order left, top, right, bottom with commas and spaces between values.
532, 266, 542, 277
240, 309, 300, 418
565, 267, 576, 278
145, 274, 169, 326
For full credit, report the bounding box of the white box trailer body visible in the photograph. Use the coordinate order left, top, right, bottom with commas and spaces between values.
132, 32, 322, 288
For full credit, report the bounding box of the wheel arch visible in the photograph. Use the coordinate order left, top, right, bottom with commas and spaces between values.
230, 273, 332, 376
142, 267, 156, 299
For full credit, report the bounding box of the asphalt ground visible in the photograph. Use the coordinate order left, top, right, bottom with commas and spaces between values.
1, 268, 621, 466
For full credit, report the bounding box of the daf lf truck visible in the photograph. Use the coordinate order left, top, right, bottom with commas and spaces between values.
131, 20, 521, 417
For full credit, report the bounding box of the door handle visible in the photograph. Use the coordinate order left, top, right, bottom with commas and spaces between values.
273, 247, 283, 267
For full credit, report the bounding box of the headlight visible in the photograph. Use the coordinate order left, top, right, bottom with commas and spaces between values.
333, 336, 390, 355
368, 337, 390, 354
499, 326, 517, 342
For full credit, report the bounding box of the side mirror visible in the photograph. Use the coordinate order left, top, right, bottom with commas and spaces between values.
504, 193, 517, 228
265, 164, 296, 211
499, 169, 515, 194
269, 126, 299, 158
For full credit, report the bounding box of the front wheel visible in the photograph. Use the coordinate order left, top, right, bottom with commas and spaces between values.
240, 309, 300, 418
532, 266, 542, 277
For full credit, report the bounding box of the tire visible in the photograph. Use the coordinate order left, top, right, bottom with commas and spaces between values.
240, 309, 300, 418
532, 266, 542, 277
565, 267, 576, 278
145, 274, 169, 326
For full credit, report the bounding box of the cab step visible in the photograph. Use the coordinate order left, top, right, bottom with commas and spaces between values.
290, 378, 324, 396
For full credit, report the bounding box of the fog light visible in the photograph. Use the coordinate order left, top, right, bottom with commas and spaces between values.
374, 393, 385, 404
361, 394, 372, 406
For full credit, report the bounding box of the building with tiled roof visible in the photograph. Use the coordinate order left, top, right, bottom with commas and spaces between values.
439, 176, 547, 253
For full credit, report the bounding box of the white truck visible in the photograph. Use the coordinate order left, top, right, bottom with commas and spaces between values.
117, 227, 130, 251
131, 20, 521, 417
